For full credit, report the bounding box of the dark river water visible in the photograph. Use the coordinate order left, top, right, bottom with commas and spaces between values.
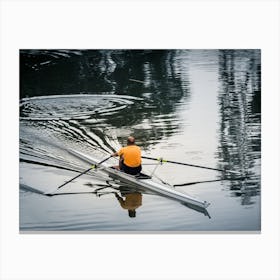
19, 49, 261, 232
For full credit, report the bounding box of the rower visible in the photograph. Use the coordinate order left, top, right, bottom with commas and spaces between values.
111, 136, 142, 175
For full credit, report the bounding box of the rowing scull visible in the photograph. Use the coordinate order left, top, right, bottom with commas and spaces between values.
67, 149, 210, 210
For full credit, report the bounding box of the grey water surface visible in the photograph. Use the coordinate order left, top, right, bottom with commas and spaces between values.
19, 49, 261, 232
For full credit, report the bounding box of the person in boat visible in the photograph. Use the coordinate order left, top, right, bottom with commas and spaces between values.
111, 136, 142, 175
115, 191, 142, 218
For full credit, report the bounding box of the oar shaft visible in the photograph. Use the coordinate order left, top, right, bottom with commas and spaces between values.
57, 155, 112, 190
167, 160, 224, 172
98, 155, 113, 165
142, 156, 237, 174
57, 167, 92, 189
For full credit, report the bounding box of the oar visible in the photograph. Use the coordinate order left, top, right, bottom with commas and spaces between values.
142, 156, 240, 174
45, 155, 112, 195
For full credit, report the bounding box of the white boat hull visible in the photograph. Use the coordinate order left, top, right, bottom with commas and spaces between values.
68, 149, 210, 209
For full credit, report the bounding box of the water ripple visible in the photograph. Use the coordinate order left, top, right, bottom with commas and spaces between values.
20, 94, 142, 121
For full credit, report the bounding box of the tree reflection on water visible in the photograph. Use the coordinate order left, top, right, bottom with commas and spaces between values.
217, 50, 261, 205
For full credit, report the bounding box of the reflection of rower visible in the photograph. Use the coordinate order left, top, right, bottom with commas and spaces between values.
115, 191, 142, 218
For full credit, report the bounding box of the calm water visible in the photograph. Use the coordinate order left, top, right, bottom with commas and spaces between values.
19, 49, 261, 232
